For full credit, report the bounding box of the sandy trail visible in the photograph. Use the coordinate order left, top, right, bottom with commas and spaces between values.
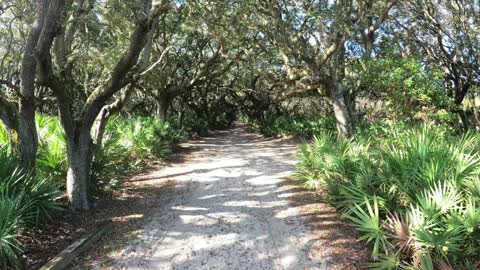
112, 127, 334, 269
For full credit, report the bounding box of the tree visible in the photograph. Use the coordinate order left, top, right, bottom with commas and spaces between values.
0, 1, 41, 169
395, 0, 480, 128
227, 0, 398, 138
32, 0, 171, 209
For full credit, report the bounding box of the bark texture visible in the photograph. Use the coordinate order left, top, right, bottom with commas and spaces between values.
156, 93, 169, 121
328, 84, 353, 139
33, 0, 170, 209
16, 0, 50, 170
66, 131, 93, 210
0, 98, 19, 147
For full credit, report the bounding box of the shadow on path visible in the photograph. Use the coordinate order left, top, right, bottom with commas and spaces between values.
109, 126, 367, 270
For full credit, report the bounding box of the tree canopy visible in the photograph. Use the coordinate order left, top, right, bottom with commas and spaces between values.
0, 0, 479, 209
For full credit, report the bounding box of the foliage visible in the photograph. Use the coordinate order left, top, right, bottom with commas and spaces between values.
13, 114, 190, 192
297, 124, 480, 268
0, 145, 60, 269
0, 122, 9, 146
36, 115, 68, 188
0, 196, 23, 269
0, 114, 193, 267
93, 116, 188, 191
0, 0, 478, 266
180, 114, 210, 137
358, 55, 456, 125
248, 116, 336, 138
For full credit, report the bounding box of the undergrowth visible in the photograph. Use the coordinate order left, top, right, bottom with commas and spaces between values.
247, 116, 336, 137
0, 115, 197, 268
296, 124, 480, 269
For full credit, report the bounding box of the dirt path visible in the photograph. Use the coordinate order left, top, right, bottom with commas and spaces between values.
111, 127, 365, 270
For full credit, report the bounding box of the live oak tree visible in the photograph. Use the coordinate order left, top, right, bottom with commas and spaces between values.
395, 0, 480, 128
136, 2, 241, 128
0, 1, 41, 169
32, 0, 171, 209
1, 0, 479, 211
225, 0, 399, 138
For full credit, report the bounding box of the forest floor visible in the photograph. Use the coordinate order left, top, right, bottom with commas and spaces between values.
31, 126, 368, 269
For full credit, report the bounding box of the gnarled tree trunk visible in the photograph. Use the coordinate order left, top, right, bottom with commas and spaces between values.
66, 130, 93, 210
0, 101, 19, 149
328, 83, 353, 139
34, 0, 171, 209
16, 0, 49, 170
156, 93, 169, 121
92, 86, 135, 146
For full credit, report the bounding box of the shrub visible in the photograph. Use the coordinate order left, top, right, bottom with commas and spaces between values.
0, 196, 24, 269
92, 116, 188, 190
0, 115, 191, 267
0, 122, 9, 146
357, 55, 456, 126
297, 124, 480, 268
0, 145, 60, 269
36, 115, 68, 188
250, 116, 336, 137
182, 114, 210, 136
105, 116, 182, 160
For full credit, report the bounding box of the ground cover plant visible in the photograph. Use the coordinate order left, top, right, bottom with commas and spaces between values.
0, 115, 197, 269
296, 124, 480, 269
0, 144, 60, 269
0, 0, 479, 268
247, 116, 336, 138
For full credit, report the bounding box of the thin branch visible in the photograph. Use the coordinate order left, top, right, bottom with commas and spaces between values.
140, 46, 174, 76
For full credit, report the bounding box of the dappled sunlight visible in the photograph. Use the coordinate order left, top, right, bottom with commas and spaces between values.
223, 200, 261, 207
172, 206, 209, 211
247, 190, 271, 196
274, 206, 302, 219
112, 214, 144, 222
245, 174, 294, 186
113, 127, 363, 269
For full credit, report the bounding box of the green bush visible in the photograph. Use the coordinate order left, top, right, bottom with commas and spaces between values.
297, 124, 480, 268
36, 115, 68, 188
0, 196, 24, 269
250, 116, 336, 137
0, 145, 60, 269
208, 109, 237, 130
0, 114, 197, 267
92, 116, 188, 190
358, 55, 456, 126
107, 116, 186, 159
182, 114, 210, 136
8, 115, 190, 192
0, 122, 9, 146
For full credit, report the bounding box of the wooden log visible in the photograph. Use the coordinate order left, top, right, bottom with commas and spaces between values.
39, 220, 113, 270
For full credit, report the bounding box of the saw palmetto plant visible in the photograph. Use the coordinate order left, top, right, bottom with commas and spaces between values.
297, 124, 480, 268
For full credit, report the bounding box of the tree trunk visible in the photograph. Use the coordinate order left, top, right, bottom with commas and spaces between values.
66, 130, 93, 210
18, 101, 38, 170
0, 102, 19, 149
177, 108, 184, 127
329, 84, 353, 139
156, 94, 169, 121
457, 109, 470, 131
32, 0, 171, 210
92, 86, 135, 146
453, 82, 471, 130
92, 107, 110, 146
16, 0, 48, 170
344, 90, 355, 130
